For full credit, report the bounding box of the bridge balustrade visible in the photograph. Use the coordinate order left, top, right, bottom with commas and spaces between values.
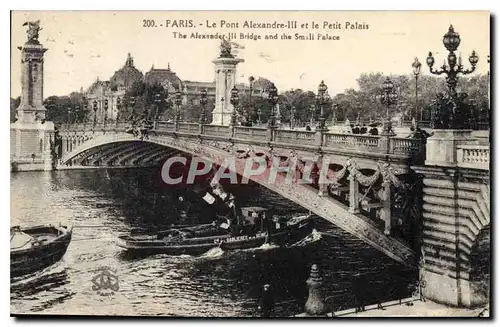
233, 126, 268, 141
389, 137, 426, 156
274, 129, 316, 145
324, 133, 380, 150
60, 122, 429, 162
202, 124, 230, 136
155, 121, 175, 132
178, 122, 200, 134
456, 144, 490, 170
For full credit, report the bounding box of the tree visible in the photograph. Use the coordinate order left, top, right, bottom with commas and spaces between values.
123, 81, 173, 120
237, 92, 272, 124
329, 72, 489, 123
278, 89, 317, 125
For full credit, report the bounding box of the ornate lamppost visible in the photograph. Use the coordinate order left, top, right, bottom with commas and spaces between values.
74, 104, 81, 124
376, 77, 398, 136
83, 101, 89, 128
230, 86, 239, 126
266, 83, 279, 128
257, 107, 262, 126
116, 97, 122, 127
175, 89, 183, 124
426, 25, 479, 128
316, 80, 329, 130
127, 96, 136, 121
92, 100, 98, 127
309, 104, 316, 127
290, 106, 296, 129
103, 99, 109, 128
199, 88, 208, 124
154, 92, 162, 127
412, 57, 422, 120
67, 107, 72, 126
331, 103, 338, 125
248, 76, 255, 124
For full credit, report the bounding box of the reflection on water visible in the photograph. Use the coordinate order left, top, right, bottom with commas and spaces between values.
10, 168, 415, 317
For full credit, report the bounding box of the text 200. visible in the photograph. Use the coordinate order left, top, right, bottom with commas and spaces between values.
143, 19, 156, 27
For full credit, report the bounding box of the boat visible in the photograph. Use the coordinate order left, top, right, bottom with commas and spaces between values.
10, 224, 73, 278
117, 207, 314, 255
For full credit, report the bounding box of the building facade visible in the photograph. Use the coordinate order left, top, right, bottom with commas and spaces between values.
84, 53, 270, 123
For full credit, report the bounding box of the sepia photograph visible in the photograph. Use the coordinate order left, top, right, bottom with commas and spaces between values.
9, 10, 490, 318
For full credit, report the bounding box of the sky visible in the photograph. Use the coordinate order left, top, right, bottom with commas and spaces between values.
10, 11, 490, 98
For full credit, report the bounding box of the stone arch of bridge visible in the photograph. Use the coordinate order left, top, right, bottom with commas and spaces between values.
60, 132, 417, 267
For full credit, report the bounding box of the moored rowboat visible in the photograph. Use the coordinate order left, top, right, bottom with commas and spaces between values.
11, 224, 73, 278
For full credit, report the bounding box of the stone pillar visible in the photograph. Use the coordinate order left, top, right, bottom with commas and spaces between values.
304, 264, 327, 316
348, 174, 360, 213
211, 57, 244, 126
379, 134, 391, 154
425, 129, 472, 167
315, 127, 326, 147
10, 22, 55, 171
411, 129, 490, 308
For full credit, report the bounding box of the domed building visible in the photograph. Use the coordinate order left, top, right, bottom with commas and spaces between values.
109, 53, 144, 92
83, 53, 272, 123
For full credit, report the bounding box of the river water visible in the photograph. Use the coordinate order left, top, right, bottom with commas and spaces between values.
10, 168, 415, 317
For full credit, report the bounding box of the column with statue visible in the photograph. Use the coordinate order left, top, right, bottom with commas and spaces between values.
211, 40, 244, 126
10, 20, 55, 171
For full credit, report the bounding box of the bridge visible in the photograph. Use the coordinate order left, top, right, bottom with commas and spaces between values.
58, 121, 426, 265
56, 121, 490, 307
11, 20, 490, 310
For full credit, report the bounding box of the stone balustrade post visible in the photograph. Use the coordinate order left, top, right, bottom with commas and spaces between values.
229, 124, 236, 138
348, 174, 360, 213
314, 127, 326, 147
267, 125, 276, 142
379, 134, 391, 154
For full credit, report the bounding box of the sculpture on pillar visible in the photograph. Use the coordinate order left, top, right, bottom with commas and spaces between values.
23, 20, 42, 43
219, 39, 234, 58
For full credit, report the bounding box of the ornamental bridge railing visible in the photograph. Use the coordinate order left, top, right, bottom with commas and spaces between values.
59, 121, 427, 163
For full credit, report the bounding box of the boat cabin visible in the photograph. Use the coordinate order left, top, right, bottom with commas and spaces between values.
240, 207, 276, 232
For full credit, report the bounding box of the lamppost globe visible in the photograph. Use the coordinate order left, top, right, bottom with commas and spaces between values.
426, 52, 435, 67
443, 25, 461, 52
389, 92, 398, 102
200, 89, 208, 101
200, 88, 208, 104
230, 86, 239, 104
318, 80, 328, 94
383, 77, 394, 92
469, 50, 479, 66
412, 57, 422, 75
